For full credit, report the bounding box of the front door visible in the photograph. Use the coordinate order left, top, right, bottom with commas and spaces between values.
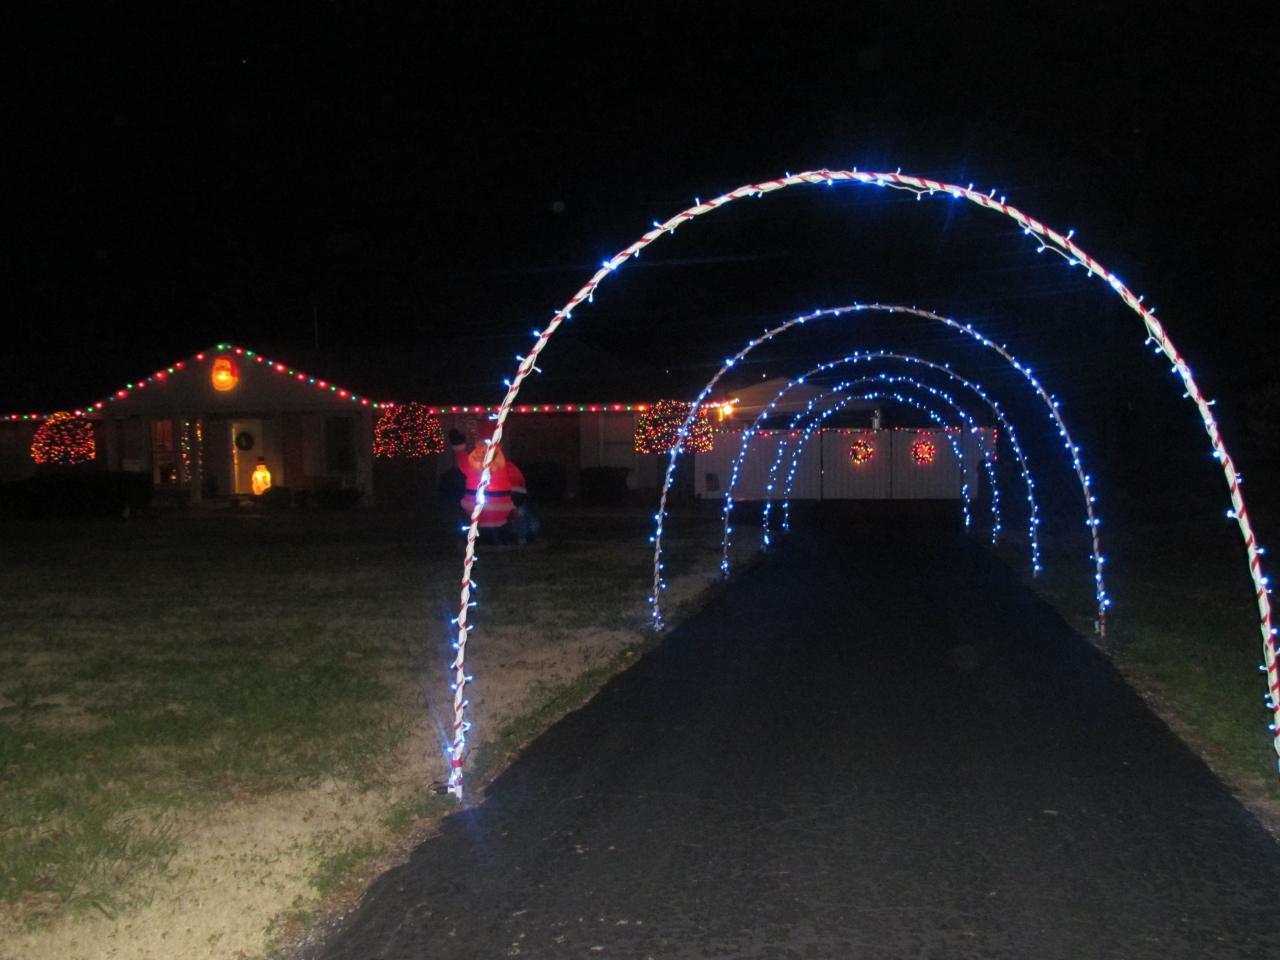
230, 419, 265, 494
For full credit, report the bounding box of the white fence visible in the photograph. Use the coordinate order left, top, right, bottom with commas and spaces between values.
694, 428, 993, 501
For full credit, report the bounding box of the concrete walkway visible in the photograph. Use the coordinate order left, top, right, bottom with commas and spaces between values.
314, 505, 1280, 959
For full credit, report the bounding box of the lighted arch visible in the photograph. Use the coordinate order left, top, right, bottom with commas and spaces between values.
757, 354, 1042, 560
711, 356, 1040, 594
766, 373, 1002, 541
777, 386, 973, 512
449, 169, 1274, 799
646, 303, 1096, 636
751, 375, 992, 542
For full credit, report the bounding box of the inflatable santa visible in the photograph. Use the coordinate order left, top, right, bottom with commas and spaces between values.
449, 421, 527, 541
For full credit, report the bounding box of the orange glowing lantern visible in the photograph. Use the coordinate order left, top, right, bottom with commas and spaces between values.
211, 356, 240, 392
251, 458, 272, 495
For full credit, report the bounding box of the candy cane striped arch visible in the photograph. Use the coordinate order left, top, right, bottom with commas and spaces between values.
448, 169, 1275, 800
649, 303, 1097, 632
769, 373, 1002, 541
761, 373, 999, 539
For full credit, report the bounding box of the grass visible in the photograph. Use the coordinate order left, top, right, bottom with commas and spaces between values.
1001, 502, 1280, 811
0, 499, 741, 956
1, 512, 428, 923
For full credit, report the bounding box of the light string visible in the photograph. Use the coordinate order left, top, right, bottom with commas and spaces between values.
767, 352, 1052, 581
751, 379, 980, 546
769, 374, 1001, 542
448, 169, 1276, 799
755, 379, 973, 539
649, 301, 1096, 639
708, 352, 1044, 620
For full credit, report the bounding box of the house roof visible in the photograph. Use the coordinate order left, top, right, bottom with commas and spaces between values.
2, 344, 386, 422
1, 343, 662, 422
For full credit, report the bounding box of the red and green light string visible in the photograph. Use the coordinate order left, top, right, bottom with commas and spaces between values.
449, 169, 1277, 800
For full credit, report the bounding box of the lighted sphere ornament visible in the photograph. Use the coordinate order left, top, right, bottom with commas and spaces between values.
911, 437, 937, 465
373, 403, 445, 459
251, 458, 272, 495
211, 355, 240, 392
30, 411, 95, 465
849, 438, 875, 465
634, 400, 715, 454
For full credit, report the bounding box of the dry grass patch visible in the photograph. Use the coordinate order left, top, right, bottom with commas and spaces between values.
0, 502, 753, 959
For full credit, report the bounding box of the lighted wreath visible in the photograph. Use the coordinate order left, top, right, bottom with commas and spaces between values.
911, 437, 937, 465
848, 438, 875, 465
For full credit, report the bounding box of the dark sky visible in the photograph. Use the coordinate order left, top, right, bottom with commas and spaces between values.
9, 1, 1277, 472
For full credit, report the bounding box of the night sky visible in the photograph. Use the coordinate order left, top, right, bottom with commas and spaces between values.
9, 3, 1277, 500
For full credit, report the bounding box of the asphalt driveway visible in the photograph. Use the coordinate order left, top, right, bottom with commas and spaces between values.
312, 504, 1280, 959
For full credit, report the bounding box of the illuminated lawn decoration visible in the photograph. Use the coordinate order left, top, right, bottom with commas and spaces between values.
756, 388, 972, 533
374, 402, 445, 459
777, 375, 1001, 541
210, 355, 240, 392
251, 458, 272, 496
30, 411, 95, 465
849, 438, 875, 465
634, 399, 715, 453
450, 170, 1275, 800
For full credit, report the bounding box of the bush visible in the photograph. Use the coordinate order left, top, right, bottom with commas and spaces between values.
578, 467, 630, 506
0, 472, 153, 519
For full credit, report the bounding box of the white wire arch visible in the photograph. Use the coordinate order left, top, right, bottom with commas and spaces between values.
767, 373, 1001, 541
647, 303, 1097, 636
710, 356, 1038, 594
448, 169, 1276, 799
749, 375, 989, 545
758, 355, 1043, 571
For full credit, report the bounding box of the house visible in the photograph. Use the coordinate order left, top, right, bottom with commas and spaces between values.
3, 351, 990, 507
2, 344, 380, 504
1, 344, 661, 504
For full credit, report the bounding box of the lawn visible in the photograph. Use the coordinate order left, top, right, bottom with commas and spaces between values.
0, 501, 745, 959
6, 490, 1275, 959
1002, 499, 1280, 821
